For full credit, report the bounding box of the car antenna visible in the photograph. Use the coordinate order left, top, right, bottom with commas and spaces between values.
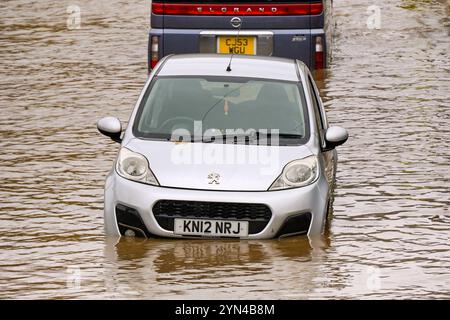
226, 16, 243, 72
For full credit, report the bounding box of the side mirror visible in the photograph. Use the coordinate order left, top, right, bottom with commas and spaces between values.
324, 126, 348, 151
97, 117, 122, 143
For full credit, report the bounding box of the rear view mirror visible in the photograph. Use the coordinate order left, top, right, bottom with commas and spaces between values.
211, 86, 240, 98
324, 126, 348, 151
97, 117, 122, 143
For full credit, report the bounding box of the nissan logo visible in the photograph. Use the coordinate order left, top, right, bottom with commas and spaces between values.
230, 17, 242, 29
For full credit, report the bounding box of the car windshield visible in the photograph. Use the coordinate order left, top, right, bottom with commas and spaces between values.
133, 76, 309, 145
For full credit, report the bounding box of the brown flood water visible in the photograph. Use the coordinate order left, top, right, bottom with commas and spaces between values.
0, 0, 449, 299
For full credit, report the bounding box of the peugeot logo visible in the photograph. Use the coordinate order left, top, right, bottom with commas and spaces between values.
230, 17, 242, 29
208, 173, 221, 185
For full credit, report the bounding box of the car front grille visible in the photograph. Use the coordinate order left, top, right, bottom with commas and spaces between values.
152, 200, 272, 235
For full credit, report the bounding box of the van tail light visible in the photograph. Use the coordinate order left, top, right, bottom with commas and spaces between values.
152, 3, 164, 14
314, 36, 324, 70
151, 2, 323, 16
310, 3, 324, 15
150, 36, 159, 70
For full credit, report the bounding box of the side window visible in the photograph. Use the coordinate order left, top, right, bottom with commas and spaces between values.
308, 76, 325, 144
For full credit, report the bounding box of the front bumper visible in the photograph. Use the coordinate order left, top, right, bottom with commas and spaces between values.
104, 171, 329, 239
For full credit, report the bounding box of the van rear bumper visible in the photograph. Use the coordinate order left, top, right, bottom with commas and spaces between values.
149, 28, 328, 71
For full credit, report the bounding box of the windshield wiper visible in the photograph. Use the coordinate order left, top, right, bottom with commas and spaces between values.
186, 132, 258, 144
169, 136, 215, 143
212, 132, 258, 143
277, 133, 303, 139
169, 132, 302, 144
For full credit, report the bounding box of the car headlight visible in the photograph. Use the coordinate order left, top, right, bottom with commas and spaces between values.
116, 147, 159, 186
269, 156, 319, 190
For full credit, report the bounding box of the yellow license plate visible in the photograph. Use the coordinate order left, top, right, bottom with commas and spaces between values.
218, 36, 256, 55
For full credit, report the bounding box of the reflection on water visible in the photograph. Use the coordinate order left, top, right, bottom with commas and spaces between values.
0, 0, 449, 299
100, 236, 330, 299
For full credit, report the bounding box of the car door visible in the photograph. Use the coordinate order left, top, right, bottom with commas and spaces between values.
306, 73, 336, 191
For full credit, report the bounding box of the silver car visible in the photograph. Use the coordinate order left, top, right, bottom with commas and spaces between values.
97, 54, 348, 239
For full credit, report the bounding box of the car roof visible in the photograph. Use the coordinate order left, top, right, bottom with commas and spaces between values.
157, 54, 303, 82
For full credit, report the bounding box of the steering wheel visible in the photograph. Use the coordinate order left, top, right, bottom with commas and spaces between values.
158, 116, 196, 133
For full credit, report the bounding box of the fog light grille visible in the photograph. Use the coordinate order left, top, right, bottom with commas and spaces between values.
115, 204, 152, 238
276, 213, 312, 238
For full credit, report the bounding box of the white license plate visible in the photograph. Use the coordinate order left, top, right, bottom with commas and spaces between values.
174, 218, 249, 238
